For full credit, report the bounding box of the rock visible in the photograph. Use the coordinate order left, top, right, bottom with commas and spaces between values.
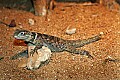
26, 46, 52, 70
28, 19, 35, 26
18, 46, 52, 70
65, 26, 76, 35
100, 32, 104, 35
9, 19, 16, 27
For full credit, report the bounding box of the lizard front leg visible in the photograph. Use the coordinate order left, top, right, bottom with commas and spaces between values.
27, 42, 43, 56
10, 50, 28, 60
11, 45, 42, 59
65, 46, 93, 59
29, 45, 43, 56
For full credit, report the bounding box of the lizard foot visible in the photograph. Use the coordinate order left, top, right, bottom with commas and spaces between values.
82, 51, 93, 59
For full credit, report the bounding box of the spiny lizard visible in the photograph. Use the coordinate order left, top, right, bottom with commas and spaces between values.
11, 29, 102, 59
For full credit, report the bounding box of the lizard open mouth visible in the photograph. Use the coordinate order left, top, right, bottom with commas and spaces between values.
14, 35, 24, 39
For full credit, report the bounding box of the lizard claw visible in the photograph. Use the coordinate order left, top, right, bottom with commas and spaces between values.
30, 49, 38, 56
30, 50, 35, 56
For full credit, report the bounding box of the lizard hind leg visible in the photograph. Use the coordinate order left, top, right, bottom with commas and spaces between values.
65, 46, 93, 59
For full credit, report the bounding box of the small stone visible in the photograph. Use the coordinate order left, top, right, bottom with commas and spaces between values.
100, 32, 104, 35
66, 27, 76, 35
72, 56, 75, 60
118, 31, 120, 34
9, 19, 16, 27
118, 22, 120, 24
18, 22, 22, 25
28, 19, 35, 26
48, 19, 50, 21
19, 25, 23, 28
4, 17, 8, 20
58, 60, 61, 62
107, 56, 112, 59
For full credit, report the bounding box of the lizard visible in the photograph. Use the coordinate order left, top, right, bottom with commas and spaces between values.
11, 29, 102, 60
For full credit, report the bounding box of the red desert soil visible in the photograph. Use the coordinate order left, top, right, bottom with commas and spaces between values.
0, 3, 120, 80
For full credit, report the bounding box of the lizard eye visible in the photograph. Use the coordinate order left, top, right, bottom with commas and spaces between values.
19, 32, 25, 36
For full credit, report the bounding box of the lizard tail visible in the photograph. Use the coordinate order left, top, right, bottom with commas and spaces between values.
68, 34, 102, 48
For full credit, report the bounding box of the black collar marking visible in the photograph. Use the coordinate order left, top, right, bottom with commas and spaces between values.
29, 32, 38, 44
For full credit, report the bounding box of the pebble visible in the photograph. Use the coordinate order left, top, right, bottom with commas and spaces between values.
28, 19, 35, 26
65, 27, 76, 35
48, 19, 50, 21
100, 32, 104, 35
19, 25, 23, 28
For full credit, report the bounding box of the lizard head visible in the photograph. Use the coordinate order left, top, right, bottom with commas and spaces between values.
14, 29, 35, 42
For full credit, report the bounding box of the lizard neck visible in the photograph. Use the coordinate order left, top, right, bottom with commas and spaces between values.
29, 32, 38, 44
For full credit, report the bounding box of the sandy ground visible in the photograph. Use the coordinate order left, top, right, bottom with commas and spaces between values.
0, 3, 120, 80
